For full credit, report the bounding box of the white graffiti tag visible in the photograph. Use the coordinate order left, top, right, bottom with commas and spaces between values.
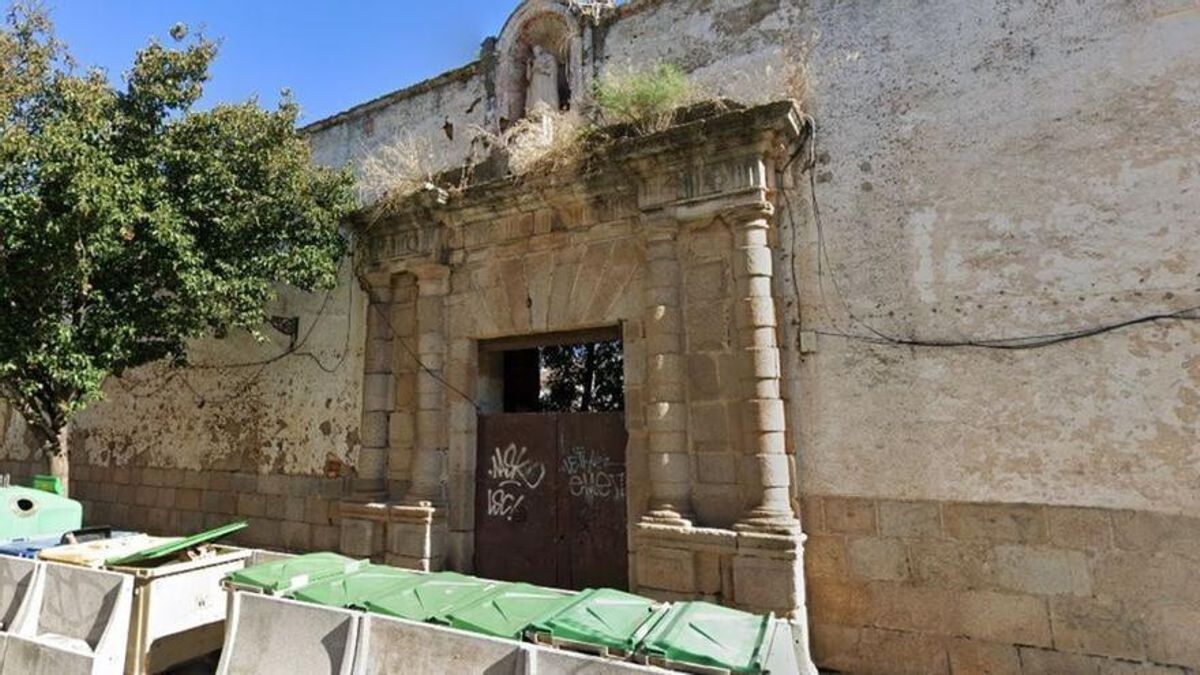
485, 443, 546, 521
560, 446, 625, 505
488, 443, 546, 489
487, 488, 525, 521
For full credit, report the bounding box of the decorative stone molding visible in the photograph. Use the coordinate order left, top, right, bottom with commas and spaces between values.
362, 220, 441, 266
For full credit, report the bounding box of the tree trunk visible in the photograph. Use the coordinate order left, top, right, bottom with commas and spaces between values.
45, 425, 70, 497
581, 344, 596, 412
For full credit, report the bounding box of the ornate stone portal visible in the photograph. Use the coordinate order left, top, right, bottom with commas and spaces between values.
345, 105, 813, 667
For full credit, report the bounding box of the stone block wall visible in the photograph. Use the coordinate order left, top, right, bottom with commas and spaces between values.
803, 495, 1200, 673
0, 458, 348, 553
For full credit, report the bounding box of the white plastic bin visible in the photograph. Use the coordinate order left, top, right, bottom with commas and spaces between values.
107, 545, 252, 675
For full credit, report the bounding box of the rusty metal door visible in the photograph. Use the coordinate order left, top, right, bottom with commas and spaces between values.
475, 413, 628, 590
475, 413, 560, 587
557, 412, 628, 590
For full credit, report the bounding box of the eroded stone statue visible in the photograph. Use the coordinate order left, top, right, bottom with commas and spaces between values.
524, 45, 561, 114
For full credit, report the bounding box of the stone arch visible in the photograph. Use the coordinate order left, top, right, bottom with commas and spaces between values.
495, 0, 585, 127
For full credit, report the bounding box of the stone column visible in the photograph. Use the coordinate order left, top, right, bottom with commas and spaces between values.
640, 221, 693, 526
388, 263, 450, 572
403, 263, 451, 506
729, 204, 801, 534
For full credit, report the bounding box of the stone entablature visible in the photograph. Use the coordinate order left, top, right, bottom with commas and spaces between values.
360, 101, 803, 273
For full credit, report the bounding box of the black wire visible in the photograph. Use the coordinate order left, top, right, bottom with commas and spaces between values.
815, 306, 1200, 351
792, 116, 1200, 352
113, 261, 355, 404
362, 287, 482, 413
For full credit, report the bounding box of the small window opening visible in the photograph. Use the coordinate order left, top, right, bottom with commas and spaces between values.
481, 330, 624, 413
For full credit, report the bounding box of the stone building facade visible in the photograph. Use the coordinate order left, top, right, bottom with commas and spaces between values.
3, 1, 1199, 672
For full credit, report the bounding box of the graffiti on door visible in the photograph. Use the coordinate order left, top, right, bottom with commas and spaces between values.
485, 443, 546, 521
560, 446, 626, 505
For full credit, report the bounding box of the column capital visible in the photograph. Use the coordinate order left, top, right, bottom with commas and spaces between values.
410, 263, 451, 296
721, 200, 775, 225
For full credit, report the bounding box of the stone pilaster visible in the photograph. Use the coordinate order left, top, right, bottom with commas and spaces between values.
640, 221, 693, 526
722, 201, 815, 673
357, 280, 393, 496
390, 263, 451, 572
387, 274, 419, 494
403, 263, 451, 507
728, 204, 800, 534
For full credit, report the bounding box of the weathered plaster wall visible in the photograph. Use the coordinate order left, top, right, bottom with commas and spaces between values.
607, 0, 1200, 517
1, 260, 366, 477
308, 67, 488, 194
602, 1, 1200, 670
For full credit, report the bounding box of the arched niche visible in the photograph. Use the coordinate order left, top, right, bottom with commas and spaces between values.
494, 0, 586, 128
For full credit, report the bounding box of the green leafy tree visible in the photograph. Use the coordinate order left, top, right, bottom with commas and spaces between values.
539, 341, 624, 413
0, 4, 356, 493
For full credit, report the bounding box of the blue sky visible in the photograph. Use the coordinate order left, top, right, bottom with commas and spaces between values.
17, 1, 522, 125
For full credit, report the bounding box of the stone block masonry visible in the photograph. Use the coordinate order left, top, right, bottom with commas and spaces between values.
0, 459, 346, 554
804, 495, 1200, 673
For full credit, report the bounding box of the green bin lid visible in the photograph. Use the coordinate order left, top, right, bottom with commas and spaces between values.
106, 520, 247, 567
288, 564, 421, 608
363, 572, 501, 622
443, 582, 576, 639
638, 601, 773, 674
31, 475, 64, 495
529, 588, 666, 653
224, 551, 367, 594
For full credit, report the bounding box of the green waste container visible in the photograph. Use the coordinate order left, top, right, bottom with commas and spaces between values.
527, 587, 667, 657
637, 601, 773, 674
442, 582, 576, 640
363, 571, 501, 623
223, 551, 367, 595
289, 564, 421, 609
0, 485, 82, 541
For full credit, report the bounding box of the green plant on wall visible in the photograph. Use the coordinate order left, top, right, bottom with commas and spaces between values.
0, 4, 357, 494
594, 63, 692, 134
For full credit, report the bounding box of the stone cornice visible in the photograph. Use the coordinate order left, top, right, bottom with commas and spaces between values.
358, 100, 809, 271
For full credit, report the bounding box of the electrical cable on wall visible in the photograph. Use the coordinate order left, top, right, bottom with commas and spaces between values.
113, 259, 355, 406
359, 283, 483, 413
786, 117, 1200, 351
